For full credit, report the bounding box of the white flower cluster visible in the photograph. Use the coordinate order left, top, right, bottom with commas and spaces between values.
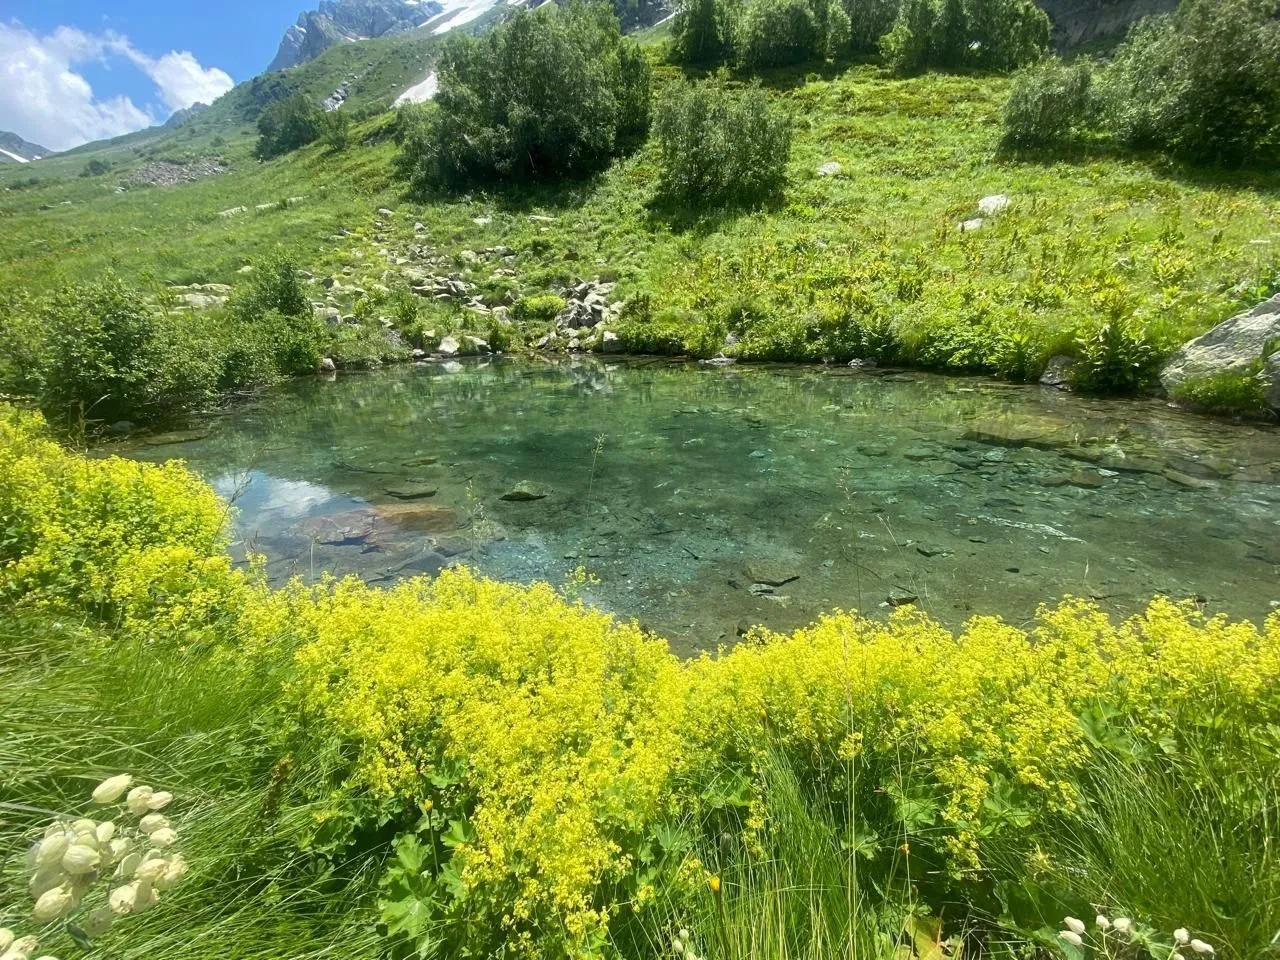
1059, 914, 1215, 957
5, 774, 190, 959
670, 927, 703, 960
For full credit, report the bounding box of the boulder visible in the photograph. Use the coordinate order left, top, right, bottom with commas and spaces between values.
437, 336, 460, 357
959, 218, 984, 233
1160, 294, 1280, 413
318, 357, 336, 373
817, 161, 842, 177
978, 194, 1010, 216
1040, 354, 1076, 389
500, 482, 548, 502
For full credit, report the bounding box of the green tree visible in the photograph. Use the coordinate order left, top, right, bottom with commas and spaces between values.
844, 0, 897, 54
321, 110, 351, 151
965, 0, 1048, 71
671, 0, 737, 64
738, 0, 821, 68
1001, 57, 1094, 149
654, 80, 792, 207
255, 93, 323, 159
1098, 0, 1280, 165
879, 0, 937, 75
397, 2, 651, 188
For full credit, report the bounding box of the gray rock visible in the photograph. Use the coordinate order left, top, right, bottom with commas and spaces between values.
959, 218, 984, 233
437, 336, 460, 357
315, 306, 342, 326
500, 482, 548, 502
384, 481, 438, 500
1160, 294, 1280, 412
177, 292, 226, 309
600, 330, 622, 353
886, 588, 919, 607
318, 357, 337, 373
978, 194, 1010, 216
817, 161, 842, 177
1040, 354, 1076, 389
746, 561, 799, 587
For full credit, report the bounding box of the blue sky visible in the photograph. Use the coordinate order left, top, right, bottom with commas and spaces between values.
1, 1, 305, 152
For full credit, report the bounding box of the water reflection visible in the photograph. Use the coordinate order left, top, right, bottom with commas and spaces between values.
115, 357, 1280, 653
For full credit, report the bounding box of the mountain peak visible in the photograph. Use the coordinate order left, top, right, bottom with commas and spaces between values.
267, 0, 445, 72
0, 131, 52, 165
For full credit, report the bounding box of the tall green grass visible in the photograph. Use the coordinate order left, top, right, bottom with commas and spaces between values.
0, 611, 384, 960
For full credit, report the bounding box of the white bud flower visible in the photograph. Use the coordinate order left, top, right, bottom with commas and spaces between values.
125, 786, 154, 816
154, 855, 189, 891
1112, 918, 1133, 935
671, 938, 684, 954
71, 819, 96, 836
138, 814, 170, 835
92, 774, 133, 805
678, 929, 690, 941
34, 834, 69, 867
81, 907, 113, 937
1173, 930, 1190, 945
109, 882, 139, 915
149, 828, 177, 848
1064, 918, 1086, 936
95, 822, 115, 845
115, 851, 142, 880
1059, 931, 1083, 947
33, 955, 61, 960
8, 936, 40, 960
132, 882, 159, 915
1096, 916, 1111, 930
1190, 941, 1214, 955
146, 791, 173, 811
60, 844, 100, 876
32, 886, 75, 923
0, 931, 12, 953
28, 866, 66, 899
135, 858, 168, 883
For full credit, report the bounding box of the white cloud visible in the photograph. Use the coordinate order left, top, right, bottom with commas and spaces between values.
0, 21, 234, 152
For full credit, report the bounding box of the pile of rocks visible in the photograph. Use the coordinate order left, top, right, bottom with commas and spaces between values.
554, 278, 620, 330
169, 283, 231, 309
127, 158, 228, 188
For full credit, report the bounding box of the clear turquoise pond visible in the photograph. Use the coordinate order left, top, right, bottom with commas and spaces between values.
117, 357, 1280, 653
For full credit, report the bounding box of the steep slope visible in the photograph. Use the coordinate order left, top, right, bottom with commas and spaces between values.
1036, 0, 1177, 46
0, 132, 52, 164
267, 0, 446, 71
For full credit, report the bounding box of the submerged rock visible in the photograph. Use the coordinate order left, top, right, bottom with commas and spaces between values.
384, 481, 439, 500
500, 482, 548, 502
746, 561, 800, 587
1040, 355, 1076, 389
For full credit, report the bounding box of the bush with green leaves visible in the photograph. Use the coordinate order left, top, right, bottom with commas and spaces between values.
671, 0, 737, 63
255, 93, 324, 160
738, 0, 848, 69
396, 2, 650, 189
320, 110, 351, 151
654, 80, 792, 207
880, 0, 1047, 75
1001, 57, 1094, 150
1097, 0, 1280, 166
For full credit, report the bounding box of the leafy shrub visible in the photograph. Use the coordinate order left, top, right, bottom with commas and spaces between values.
670, 0, 737, 63
1071, 317, 1161, 394
79, 159, 111, 178
396, 2, 651, 189
255, 93, 323, 160
30, 273, 221, 425
881, 0, 1047, 75
654, 80, 792, 207
1097, 0, 1280, 166
844, 0, 898, 52
230, 252, 311, 321
320, 110, 351, 151
737, 0, 847, 68
513, 293, 567, 324
1000, 57, 1094, 149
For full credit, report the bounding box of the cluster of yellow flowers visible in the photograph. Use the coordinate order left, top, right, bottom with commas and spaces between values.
3, 774, 189, 960
5, 406, 1280, 959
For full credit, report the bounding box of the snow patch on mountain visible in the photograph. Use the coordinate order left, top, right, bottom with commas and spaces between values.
395, 72, 439, 105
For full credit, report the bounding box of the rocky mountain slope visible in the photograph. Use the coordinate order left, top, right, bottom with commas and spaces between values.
1035, 0, 1177, 46
0, 131, 52, 164
268, 0, 446, 71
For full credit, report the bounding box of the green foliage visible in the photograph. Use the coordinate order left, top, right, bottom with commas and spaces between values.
321, 110, 352, 151
671, 0, 737, 63
79, 158, 111, 178
230, 252, 312, 321
880, 0, 1048, 75
1000, 57, 1094, 150
844, 0, 898, 53
1170, 367, 1271, 416
738, 0, 844, 69
1097, 0, 1280, 166
255, 93, 324, 159
396, 2, 651, 189
654, 80, 792, 207
513, 293, 567, 323
1070, 317, 1161, 395
878, 0, 936, 75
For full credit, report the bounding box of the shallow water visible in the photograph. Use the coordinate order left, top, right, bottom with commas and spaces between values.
116, 357, 1280, 653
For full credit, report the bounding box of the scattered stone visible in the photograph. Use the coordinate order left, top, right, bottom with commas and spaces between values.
437, 336, 460, 357
377, 207, 395, 216
817, 161, 843, 177
127, 158, 228, 188
847, 358, 877, 369
978, 194, 1010, 216
473, 216, 492, 226
916, 545, 948, 558
886, 588, 919, 607
963, 418, 1074, 451
600, 330, 623, 353
318, 357, 337, 373
1162, 469, 1217, 490
373, 502, 460, 533
500, 482, 548, 502
403, 456, 439, 467
315, 306, 342, 326
1067, 469, 1104, 489
176, 292, 226, 309
384, 481, 439, 500
218, 205, 247, 218
959, 218, 984, 232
